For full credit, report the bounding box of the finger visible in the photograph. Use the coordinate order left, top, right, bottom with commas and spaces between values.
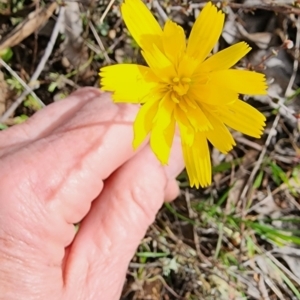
164, 134, 183, 201
0, 92, 143, 266
63, 134, 184, 299
0, 87, 103, 152
164, 178, 180, 202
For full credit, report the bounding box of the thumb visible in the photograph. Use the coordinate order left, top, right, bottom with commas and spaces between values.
63, 135, 184, 299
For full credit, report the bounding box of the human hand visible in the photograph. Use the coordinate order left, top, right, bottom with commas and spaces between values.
0, 88, 184, 299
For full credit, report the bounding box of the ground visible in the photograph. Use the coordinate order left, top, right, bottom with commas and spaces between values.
1, 0, 300, 299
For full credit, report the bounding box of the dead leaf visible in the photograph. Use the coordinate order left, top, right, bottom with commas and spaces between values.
255, 256, 283, 284
222, 7, 240, 45
0, 2, 58, 52
237, 22, 273, 49
273, 246, 300, 279
60, 2, 89, 72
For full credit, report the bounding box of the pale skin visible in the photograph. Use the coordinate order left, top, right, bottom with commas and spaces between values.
0, 87, 184, 300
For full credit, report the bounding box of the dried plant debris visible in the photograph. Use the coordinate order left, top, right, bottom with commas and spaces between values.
0, 2, 57, 52
0, 70, 9, 116
1, 0, 300, 299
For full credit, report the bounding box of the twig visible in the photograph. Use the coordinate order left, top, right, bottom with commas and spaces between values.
243, 258, 285, 300
0, 58, 41, 106
150, 275, 182, 299
89, 21, 111, 64
238, 114, 280, 259
30, 5, 65, 90
265, 251, 300, 288
285, 16, 300, 97
258, 274, 271, 300
153, 0, 168, 22
223, 2, 300, 16
107, 33, 126, 52
235, 136, 263, 151
189, 2, 300, 16
0, 5, 65, 122
185, 189, 211, 265
99, 0, 115, 24
240, 114, 280, 202
0, 90, 29, 122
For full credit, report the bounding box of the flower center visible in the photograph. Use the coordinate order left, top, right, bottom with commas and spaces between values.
171, 77, 191, 97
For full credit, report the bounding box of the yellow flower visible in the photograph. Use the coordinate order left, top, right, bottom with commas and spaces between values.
100, 0, 267, 188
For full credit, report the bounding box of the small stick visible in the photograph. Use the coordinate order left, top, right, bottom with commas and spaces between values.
0, 58, 41, 106
99, 0, 115, 24
153, 0, 168, 22
89, 21, 111, 64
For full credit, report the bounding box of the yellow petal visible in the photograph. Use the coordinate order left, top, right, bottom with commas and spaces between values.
153, 92, 176, 129
181, 132, 211, 188
121, 0, 162, 50
182, 96, 212, 131
162, 20, 186, 66
177, 54, 199, 78
175, 106, 195, 146
209, 69, 267, 95
219, 99, 266, 138
189, 83, 238, 106
142, 45, 176, 82
100, 64, 157, 103
203, 110, 236, 153
150, 117, 176, 165
199, 42, 251, 72
150, 93, 176, 164
186, 2, 224, 63
133, 98, 160, 149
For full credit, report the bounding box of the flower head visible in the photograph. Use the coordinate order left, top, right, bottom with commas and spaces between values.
100, 1, 267, 188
